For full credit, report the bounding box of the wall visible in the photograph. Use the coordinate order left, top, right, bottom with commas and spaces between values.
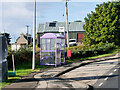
11, 44, 21, 51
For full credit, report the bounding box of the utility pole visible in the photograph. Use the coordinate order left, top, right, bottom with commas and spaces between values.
32, 0, 36, 70
65, 0, 69, 50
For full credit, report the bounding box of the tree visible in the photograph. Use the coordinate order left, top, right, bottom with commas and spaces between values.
74, 20, 82, 22
52, 21, 58, 23
0, 33, 11, 45
83, 1, 120, 46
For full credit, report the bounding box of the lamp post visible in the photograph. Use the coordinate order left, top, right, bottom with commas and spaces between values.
32, 0, 36, 70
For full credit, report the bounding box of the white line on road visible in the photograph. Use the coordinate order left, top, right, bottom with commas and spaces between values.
109, 73, 113, 75
99, 83, 103, 86
114, 69, 117, 72
117, 67, 120, 69
104, 77, 108, 80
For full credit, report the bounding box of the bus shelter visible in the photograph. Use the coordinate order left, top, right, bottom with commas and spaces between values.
40, 33, 65, 67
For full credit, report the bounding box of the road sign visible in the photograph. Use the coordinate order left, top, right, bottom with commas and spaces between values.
59, 27, 65, 32
67, 50, 71, 57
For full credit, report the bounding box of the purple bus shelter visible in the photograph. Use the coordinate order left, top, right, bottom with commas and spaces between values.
40, 33, 65, 67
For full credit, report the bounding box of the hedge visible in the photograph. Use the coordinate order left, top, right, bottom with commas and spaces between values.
7, 48, 40, 69
66, 43, 118, 59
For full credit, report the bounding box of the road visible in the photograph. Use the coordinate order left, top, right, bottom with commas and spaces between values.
93, 63, 120, 89
35, 54, 119, 89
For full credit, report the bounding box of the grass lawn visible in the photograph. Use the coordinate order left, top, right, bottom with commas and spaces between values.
1, 48, 120, 88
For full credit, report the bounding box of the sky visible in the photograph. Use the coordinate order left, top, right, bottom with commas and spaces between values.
0, 0, 112, 43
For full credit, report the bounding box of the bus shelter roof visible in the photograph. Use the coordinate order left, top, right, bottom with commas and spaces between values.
40, 33, 65, 39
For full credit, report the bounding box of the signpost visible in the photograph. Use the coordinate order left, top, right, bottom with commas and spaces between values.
67, 50, 71, 58
59, 27, 65, 32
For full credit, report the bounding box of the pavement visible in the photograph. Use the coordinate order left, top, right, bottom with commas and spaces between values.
2, 53, 120, 89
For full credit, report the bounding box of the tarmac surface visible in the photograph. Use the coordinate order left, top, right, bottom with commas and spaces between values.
2, 53, 120, 90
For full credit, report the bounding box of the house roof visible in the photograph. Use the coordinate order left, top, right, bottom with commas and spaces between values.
38, 22, 85, 33
40, 33, 65, 39
16, 34, 32, 44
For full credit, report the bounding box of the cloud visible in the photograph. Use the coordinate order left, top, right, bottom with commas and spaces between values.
10, 27, 26, 43
1, 2, 33, 33
2, 2, 33, 19
8, 26, 27, 36
0, 2, 2, 32
15, 27, 27, 34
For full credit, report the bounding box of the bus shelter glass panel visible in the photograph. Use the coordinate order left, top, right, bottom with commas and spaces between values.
57, 39, 61, 64
51, 39, 55, 50
57, 39, 61, 50
46, 39, 50, 50
41, 52, 55, 64
41, 39, 46, 50
61, 39, 65, 50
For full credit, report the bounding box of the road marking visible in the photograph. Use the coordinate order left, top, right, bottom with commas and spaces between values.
114, 69, 117, 72
109, 73, 113, 75
117, 67, 120, 69
104, 77, 108, 80
116, 53, 119, 56
99, 83, 103, 86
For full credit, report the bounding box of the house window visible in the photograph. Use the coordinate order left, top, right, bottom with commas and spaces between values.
49, 23, 56, 27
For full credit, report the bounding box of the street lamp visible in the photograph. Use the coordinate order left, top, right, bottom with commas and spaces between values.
32, 0, 36, 70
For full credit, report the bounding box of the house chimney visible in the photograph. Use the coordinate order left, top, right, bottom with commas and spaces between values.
26, 25, 29, 45
31, 29, 32, 45
26, 25, 29, 36
20, 33, 24, 36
